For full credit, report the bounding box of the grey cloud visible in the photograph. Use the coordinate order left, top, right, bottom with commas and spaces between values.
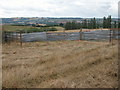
0, 0, 119, 18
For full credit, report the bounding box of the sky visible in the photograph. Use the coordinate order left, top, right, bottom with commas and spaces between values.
0, 0, 119, 18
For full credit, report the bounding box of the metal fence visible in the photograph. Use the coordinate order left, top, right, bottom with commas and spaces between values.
46, 29, 119, 42
2, 29, 120, 46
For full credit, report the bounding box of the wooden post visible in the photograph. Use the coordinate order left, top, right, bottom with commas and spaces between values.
109, 29, 112, 43
8, 32, 10, 44
79, 28, 82, 40
113, 29, 116, 40
20, 31, 22, 47
11, 32, 14, 42
63, 29, 65, 39
15, 32, 17, 42
3, 31, 6, 43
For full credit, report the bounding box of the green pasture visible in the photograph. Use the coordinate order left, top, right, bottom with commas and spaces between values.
2, 25, 57, 33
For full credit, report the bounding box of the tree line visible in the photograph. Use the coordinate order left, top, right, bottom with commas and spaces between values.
64, 15, 118, 30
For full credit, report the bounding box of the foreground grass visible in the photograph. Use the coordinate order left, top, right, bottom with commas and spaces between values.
2, 40, 118, 88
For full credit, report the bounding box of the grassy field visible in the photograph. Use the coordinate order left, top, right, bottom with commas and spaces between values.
47, 28, 109, 33
2, 25, 110, 33
2, 40, 118, 88
2, 25, 57, 33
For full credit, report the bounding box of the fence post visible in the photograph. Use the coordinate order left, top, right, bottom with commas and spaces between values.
109, 28, 114, 44
113, 29, 115, 41
15, 32, 17, 42
20, 31, 22, 47
109, 29, 112, 43
79, 28, 82, 40
3, 31, 6, 43
11, 32, 14, 42
7, 32, 10, 44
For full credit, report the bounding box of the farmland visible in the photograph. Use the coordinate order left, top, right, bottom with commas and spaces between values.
2, 40, 118, 88
2, 25, 57, 33
2, 25, 110, 33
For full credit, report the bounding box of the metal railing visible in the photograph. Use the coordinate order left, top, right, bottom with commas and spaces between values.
2, 28, 120, 46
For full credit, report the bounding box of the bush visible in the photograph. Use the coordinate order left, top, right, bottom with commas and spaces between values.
48, 27, 57, 31
26, 28, 44, 33
19, 27, 57, 33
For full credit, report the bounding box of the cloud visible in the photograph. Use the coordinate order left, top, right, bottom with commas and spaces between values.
0, 0, 119, 18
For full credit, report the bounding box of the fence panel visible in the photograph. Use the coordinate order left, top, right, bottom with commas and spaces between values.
2, 29, 120, 44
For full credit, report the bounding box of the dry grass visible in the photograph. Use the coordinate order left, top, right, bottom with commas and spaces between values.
47, 28, 109, 33
2, 40, 118, 88
54, 26, 65, 31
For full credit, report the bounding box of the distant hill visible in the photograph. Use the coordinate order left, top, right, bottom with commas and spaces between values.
1, 17, 118, 25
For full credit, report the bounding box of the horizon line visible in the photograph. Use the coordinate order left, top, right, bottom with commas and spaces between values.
1, 16, 118, 18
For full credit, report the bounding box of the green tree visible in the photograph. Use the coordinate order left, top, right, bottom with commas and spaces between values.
65, 21, 79, 30
77, 23, 82, 29
87, 20, 91, 29
59, 23, 64, 27
90, 19, 94, 29
71, 21, 76, 29
103, 17, 107, 28
118, 22, 120, 28
82, 19, 87, 28
93, 17, 96, 29
64, 22, 70, 30
107, 15, 112, 28
114, 21, 117, 28
96, 22, 100, 29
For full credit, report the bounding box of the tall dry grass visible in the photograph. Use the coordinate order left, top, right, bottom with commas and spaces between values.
2, 40, 118, 88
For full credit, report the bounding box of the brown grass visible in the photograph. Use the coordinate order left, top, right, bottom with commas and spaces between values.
47, 28, 109, 33
2, 40, 118, 88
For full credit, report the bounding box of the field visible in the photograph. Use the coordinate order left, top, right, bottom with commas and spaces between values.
2, 25, 57, 33
47, 28, 109, 33
2, 40, 118, 88
2, 25, 110, 33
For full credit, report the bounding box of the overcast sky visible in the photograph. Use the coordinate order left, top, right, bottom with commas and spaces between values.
0, 0, 119, 18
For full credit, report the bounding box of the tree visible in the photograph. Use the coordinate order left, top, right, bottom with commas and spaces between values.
82, 19, 87, 28
107, 15, 112, 28
59, 23, 64, 27
87, 20, 92, 29
103, 17, 107, 28
77, 23, 82, 29
118, 22, 120, 28
114, 21, 117, 28
71, 21, 77, 29
64, 22, 71, 30
64, 21, 79, 30
96, 22, 100, 29
90, 19, 94, 29
93, 17, 96, 29
103, 15, 112, 28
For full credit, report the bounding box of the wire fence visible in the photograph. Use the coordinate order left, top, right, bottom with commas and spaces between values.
2, 28, 120, 46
